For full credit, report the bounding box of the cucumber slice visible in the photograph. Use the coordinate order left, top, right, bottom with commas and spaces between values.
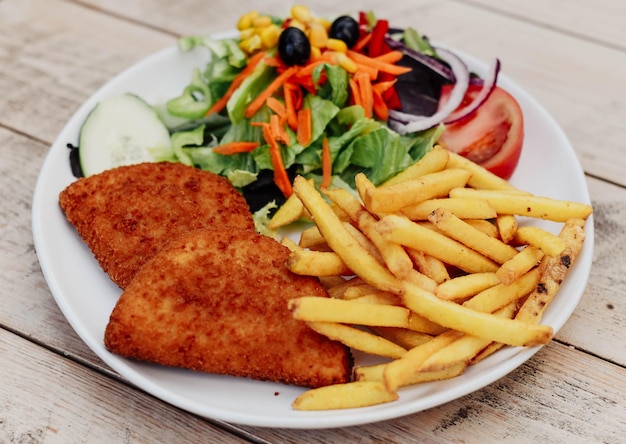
78, 93, 173, 177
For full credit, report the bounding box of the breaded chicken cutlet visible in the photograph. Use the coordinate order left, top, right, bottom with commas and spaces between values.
104, 227, 353, 388
59, 162, 254, 288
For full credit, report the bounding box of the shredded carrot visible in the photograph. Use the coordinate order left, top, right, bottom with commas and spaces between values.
283, 83, 300, 130
371, 88, 388, 121
349, 78, 362, 108
312, 51, 336, 63
347, 50, 411, 76
296, 108, 312, 146
262, 123, 293, 197
266, 96, 286, 117
269, 113, 289, 145
293, 60, 328, 80
206, 51, 266, 116
278, 113, 292, 145
352, 63, 379, 81
213, 141, 260, 155
352, 32, 372, 53
262, 56, 283, 67
244, 66, 299, 119
372, 79, 398, 94
355, 71, 373, 118
374, 50, 404, 64
321, 137, 332, 189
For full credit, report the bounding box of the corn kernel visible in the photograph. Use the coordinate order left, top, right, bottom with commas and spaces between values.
260, 24, 280, 49
252, 15, 272, 28
288, 19, 306, 31
237, 15, 252, 31
334, 52, 358, 73
237, 11, 258, 30
326, 38, 348, 53
239, 34, 262, 54
308, 22, 328, 48
239, 28, 255, 40
310, 45, 322, 59
290, 5, 312, 23
312, 17, 332, 30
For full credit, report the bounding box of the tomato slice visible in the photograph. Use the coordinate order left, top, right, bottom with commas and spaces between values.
437, 84, 524, 179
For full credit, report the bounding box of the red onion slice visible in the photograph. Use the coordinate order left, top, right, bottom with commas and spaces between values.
388, 47, 470, 135
444, 58, 501, 124
384, 36, 455, 82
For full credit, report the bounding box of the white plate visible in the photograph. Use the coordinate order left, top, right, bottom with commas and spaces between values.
32, 41, 594, 429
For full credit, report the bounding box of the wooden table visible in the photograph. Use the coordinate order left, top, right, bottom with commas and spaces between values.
2, 1, 625, 442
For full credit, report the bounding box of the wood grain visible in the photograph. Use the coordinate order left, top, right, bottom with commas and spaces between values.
0, 330, 249, 444
1, 0, 625, 441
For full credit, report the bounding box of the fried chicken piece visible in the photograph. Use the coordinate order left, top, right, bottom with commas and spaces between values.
59, 162, 254, 288
104, 227, 353, 388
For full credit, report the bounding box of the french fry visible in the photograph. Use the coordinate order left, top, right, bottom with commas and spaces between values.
325, 276, 367, 299
354, 173, 377, 209
496, 214, 518, 243
282, 150, 591, 411
317, 276, 348, 290
289, 296, 410, 328
496, 245, 544, 285
436, 272, 501, 302
341, 222, 384, 264
402, 197, 497, 221
462, 268, 540, 315
369, 326, 433, 349
280, 236, 302, 252
298, 225, 327, 249
384, 330, 465, 390
342, 284, 388, 300
293, 176, 403, 293
403, 269, 439, 292
377, 214, 499, 274
428, 207, 518, 264
364, 168, 472, 213
306, 322, 407, 358
449, 188, 593, 222
405, 248, 450, 284
516, 219, 586, 323
418, 301, 517, 372
292, 381, 398, 410
285, 250, 352, 276
351, 291, 403, 306
268, 192, 305, 229
401, 281, 553, 347
407, 312, 448, 335
514, 226, 567, 257
355, 361, 467, 384
445, 151, 519, 191
324, 187, 415, 278
381, 145, 450, 187
465, 219, 500, 238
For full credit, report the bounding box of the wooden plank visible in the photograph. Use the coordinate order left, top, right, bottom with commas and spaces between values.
192, 343, 626, 442
465, 0, 626, 50
3, 325, 625, 443
557, 176, 626, 360
0, 329, 249, 444
0, 0, 174, 143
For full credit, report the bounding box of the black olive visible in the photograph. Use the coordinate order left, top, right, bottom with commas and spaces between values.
278, 27, 311, 66
329, 15, 360, 48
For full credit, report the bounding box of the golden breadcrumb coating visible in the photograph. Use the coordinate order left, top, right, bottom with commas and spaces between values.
59, 162, 254, 288
104, 227, 353, 388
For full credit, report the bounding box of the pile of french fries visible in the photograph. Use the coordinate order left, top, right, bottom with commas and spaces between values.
269, 146, 592, 411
